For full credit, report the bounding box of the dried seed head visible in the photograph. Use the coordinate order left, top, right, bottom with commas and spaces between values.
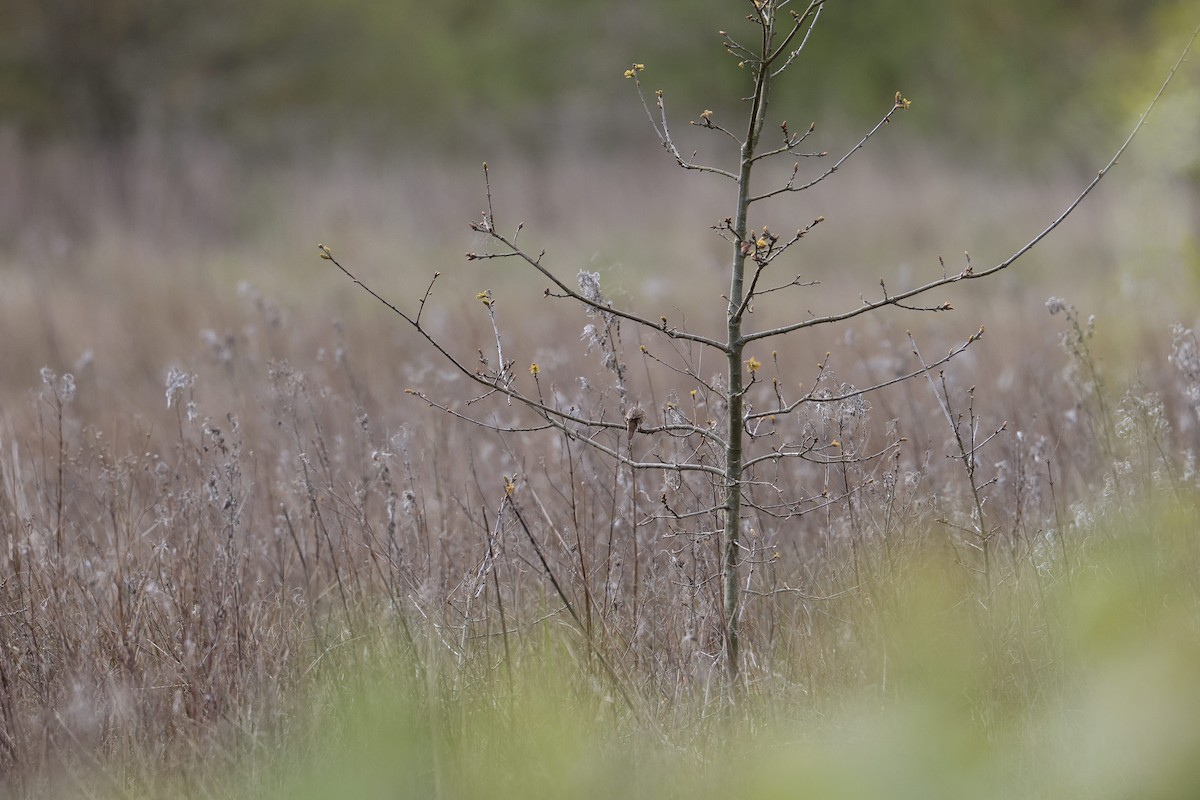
625, 406, 645, 443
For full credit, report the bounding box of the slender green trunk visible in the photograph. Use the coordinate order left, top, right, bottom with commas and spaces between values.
723, 291, 745, 684
722, 48, 771, 686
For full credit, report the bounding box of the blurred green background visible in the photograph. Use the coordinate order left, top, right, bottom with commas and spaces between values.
3, 0, 1195, 160
1, 0, 1197, 397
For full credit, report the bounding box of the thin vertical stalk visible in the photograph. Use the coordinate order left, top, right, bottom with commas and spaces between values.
721, 17, 775, 686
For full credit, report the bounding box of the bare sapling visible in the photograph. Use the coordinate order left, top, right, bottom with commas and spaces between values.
321, 2, 1199, 691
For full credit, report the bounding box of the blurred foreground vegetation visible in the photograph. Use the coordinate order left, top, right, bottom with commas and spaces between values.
39, 501, 1200, 799
282, 506, 1200, 800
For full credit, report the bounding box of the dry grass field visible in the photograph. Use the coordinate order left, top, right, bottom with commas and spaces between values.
2, 116, 1200, 796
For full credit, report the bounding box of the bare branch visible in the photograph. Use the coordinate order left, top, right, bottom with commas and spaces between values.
770, 2, 824, 77
745, 26, 1200, 343
751, 120, 824, 163
734, 216, 825, 323
743, 437, 901, 470
414, 271, 441, 327
629, 72, 739, 180
481, 228, 728, 351
749, 96, 908, 204
746, 326, 984, 421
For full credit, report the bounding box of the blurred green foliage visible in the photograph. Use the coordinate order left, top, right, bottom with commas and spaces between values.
2, 0, 1193, 158
147, 502, 1200, 800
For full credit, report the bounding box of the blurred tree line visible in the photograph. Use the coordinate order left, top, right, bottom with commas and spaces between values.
1, 0, 1193, 161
